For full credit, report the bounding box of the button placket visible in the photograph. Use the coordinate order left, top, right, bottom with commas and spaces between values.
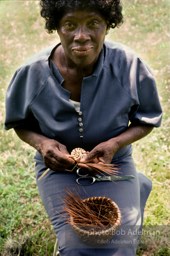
77, 111, 84, 139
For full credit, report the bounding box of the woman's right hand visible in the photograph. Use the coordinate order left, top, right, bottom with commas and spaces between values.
39, 138, 75, 171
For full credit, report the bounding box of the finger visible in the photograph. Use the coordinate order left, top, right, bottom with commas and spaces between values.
57, 144, 69, 154
45, 161, 70, 172
98, 157, 105, 163
81, 150, 102, 163
66, 154, 76, 161
44, 155, 74, 171
49, 150, 75, 166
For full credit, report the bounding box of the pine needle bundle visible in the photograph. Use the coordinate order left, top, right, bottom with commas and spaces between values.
38, 147, 118, 180
70, 148, 118, 175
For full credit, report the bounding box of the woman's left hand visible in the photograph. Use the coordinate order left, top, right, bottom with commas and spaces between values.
81, 139, 119, 164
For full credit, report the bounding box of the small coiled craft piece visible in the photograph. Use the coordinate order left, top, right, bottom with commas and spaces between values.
71, 147, 87, 161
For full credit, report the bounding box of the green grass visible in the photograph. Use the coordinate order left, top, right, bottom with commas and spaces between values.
0, 0, 170, 255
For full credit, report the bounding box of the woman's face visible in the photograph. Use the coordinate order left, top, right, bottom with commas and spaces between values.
57, 10, 108, 68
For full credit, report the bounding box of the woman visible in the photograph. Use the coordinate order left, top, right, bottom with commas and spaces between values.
5, 0, 162, 255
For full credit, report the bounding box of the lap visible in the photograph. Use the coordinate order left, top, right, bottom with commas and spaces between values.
35, 153, 151, 256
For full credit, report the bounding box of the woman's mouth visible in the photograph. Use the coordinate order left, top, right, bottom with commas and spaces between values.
72, 46, 93, 56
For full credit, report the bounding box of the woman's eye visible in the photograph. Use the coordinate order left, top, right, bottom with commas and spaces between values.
89, 20, 100, 29
64, 22, 76, 30
89, 20, 100, 28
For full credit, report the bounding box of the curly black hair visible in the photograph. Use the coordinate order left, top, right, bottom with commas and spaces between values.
40, 0, 123, 33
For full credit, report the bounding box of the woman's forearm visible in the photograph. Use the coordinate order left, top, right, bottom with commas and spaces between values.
14, 128, 50, 152
110, 124, 153, 151
14, 128, 75, 170
74, 124, 154, 164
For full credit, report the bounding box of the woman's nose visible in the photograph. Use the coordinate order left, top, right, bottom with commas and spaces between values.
74, 26, 90, 42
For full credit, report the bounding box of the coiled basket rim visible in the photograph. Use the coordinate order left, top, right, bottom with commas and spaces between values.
70, 196, 121, 238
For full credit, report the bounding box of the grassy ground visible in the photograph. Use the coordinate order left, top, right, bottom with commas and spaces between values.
0, 0, 169, 255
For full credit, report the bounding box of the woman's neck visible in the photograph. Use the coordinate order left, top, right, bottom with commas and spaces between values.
53, 45, 96, 77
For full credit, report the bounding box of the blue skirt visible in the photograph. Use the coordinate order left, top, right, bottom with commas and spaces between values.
35, 146, 152, 256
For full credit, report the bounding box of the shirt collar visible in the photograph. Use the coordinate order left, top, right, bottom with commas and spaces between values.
91, 45, 105, 77
47, 42, 105, 77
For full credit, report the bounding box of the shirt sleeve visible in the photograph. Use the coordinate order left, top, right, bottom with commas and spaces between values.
128, 58, 162, 127
4, 66, 40, 131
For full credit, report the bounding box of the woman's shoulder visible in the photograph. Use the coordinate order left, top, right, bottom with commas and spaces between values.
10, 45, 57, 90
7, 45, 57, 102
104, 40, 151, 73
104, 40, 138, 61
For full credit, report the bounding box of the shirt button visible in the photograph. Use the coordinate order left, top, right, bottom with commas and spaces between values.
78, 111, 83, 116
78, 117, 82, 122
79, 128, 83, 132
79, 122, 83, 127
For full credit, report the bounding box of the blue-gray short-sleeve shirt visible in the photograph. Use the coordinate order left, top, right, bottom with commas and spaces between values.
5, 41, 162, 151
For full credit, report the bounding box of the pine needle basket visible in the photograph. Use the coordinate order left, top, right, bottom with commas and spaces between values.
68, 195, 121, 245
